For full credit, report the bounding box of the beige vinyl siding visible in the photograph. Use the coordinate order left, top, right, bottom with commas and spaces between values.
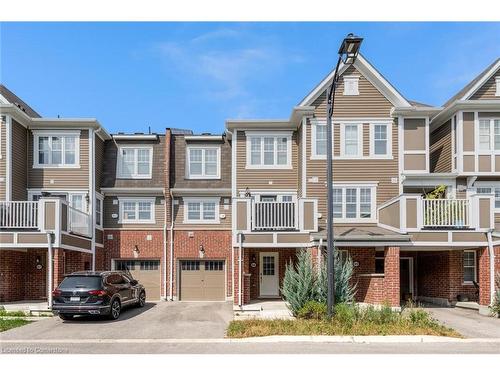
430, 119, 452, 173
236, 130, 299, 191
11, 120, 28, 200
306, 118, 399, 230
312, 65, 393, 118
470, 68, 500, 100
173, 196, 232, 229
28, 129, 90, 189
94, 135, 104, 192
103, 196, 165, 229
0, 118, 6, 200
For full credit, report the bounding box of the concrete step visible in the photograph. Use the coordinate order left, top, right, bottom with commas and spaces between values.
455, 301, 480, 311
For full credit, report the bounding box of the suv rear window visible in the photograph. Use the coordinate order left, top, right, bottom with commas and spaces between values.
59, 276, 102, 289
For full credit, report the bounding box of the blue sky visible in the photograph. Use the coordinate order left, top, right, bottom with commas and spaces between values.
1, 22, 500, 134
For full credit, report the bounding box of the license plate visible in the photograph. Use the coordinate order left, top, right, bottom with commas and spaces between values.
70, 296, 80, 302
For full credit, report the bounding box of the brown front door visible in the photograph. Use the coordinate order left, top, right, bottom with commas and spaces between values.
179, 260, 225, 301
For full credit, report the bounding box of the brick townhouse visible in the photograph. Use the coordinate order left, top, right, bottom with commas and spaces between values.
1, 51, 500, 310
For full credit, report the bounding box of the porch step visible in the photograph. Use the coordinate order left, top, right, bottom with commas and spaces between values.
455, 301, 480, 311
233, 300, 294, 320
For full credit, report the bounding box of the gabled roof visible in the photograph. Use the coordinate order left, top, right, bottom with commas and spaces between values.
298, 54, 411, 108
0, 84, 41, 118
442, 58, 500, 107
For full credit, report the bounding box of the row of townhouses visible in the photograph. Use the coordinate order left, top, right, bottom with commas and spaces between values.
1, 54, 500, 309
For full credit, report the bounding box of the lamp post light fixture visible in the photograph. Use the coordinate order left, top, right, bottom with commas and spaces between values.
326, 33, 363, 317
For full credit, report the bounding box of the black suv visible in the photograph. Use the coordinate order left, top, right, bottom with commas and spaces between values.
52, 271, 146, 320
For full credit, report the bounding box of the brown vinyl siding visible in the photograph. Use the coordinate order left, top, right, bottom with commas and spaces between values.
311, 65, 393, 118
28, 129, 90, 189
470, 68, 500, 100
236, 130, 299, 191
173, 196, 232, 229
101, 136, 165, 188
11, 120, 28, 200
430, 119, 452, 173
462, 112, 475, 152
171, 135, 231, 190
94, 135, 104, 192
306, 118, 398, 232
0, 118, 6, 200
103, 196, 165, 229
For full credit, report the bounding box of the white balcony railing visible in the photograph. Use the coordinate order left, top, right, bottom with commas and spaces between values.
67, 205, 91, 237
422, 199, 470, 228
252, 201, 297, 231
0, 201, 39, 229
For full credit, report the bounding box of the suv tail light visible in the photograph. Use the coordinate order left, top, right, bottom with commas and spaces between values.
88, 290, 107, 296
52, 289, 62, 297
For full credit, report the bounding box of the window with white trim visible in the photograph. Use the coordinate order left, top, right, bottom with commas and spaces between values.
186, 146, 220, 179
463, 250, 476, 284
330, 186, 376, 221
371, 123, 391, 157
95, 196, 103, 227
119, 198, 155, 223
183, 198, 220, 224
343, 76, 359, 96
34, 132, 80, 168
312, 121, 327, 158
117, 146, 152, 179
247, 133, 291, 168
478, 119, 500, 151
341, 124, 362, 157
475, 186, 500, 209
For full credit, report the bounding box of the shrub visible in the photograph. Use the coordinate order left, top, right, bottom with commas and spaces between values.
492, 272, 500, 316
281, 249, 316, 315
333, 302, 357, 326
297, 301, 327, 320
408, 308, 430, 325
316, 250, 357, 304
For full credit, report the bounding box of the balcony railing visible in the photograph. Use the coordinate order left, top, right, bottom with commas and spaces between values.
0, 201, 39, 229
68, 205, 91, 237
422, 199, 469, 228
252, 201, 297, 231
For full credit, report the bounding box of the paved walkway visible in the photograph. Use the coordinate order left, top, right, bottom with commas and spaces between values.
0, 301, 233, 340
424, 305, 500, 338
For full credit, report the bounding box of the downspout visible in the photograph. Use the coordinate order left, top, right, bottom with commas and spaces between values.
487, 230, 496, 306
169, 191, 175, 300
162, 190, 167, 300
238, 232, 243, 307
318, 238, 323, 269
46, 232, 53, 309
89, 128, 96, 270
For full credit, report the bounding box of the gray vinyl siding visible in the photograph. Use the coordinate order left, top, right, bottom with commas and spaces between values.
94, 135, 105, 193
11, 120, 28, 200
470, 68, 500, 100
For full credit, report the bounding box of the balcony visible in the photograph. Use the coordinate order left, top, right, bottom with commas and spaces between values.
0, 198, 92, 250
252, 201, 298, 231
378, 194, 494, 232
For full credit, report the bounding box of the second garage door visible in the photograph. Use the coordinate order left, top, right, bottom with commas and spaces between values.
115, 260, 161, 301
179, 260, 225, 301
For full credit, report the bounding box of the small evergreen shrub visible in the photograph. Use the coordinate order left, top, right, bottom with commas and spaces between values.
297, 301, 327, 320
316, 250, 357, 304
492, 272, 500, 316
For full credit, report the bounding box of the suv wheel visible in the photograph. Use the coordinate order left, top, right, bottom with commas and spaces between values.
137, 291, 146, 307
109, 299, 121, 320
59, 314, 74, 321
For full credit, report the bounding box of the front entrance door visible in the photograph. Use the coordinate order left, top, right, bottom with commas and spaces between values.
259, 252, 279, 297
400, 257, 414, 303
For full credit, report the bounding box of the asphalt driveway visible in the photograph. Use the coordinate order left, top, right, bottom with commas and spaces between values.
424, 306, 500, 338
0, 301, 233, 340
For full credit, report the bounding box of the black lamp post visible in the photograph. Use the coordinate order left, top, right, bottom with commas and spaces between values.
326, 33, 363, 317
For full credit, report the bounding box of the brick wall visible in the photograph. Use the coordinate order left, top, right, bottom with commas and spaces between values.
104, 229, 165, 296
170, 230, 232, 299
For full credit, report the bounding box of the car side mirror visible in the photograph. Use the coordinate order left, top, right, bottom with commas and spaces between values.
130, 279, 138, 286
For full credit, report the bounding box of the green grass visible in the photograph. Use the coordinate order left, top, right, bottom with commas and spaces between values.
0, 318, 31, 332
227, 304, 460, 338
0, 310, 29, 317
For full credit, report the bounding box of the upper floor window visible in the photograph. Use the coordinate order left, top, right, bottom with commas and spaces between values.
331, 185, 376, 221
186, 146, 220, 179
311, 120, 328, 159
33, 131, 80, 168
478, 119, 500, 152
475, 186, 500, 210
246, 132, 292, 168
183, 198, 220, 224
117, 146, 152, 179
95, 196, 103, 227
369, 123, 392, 158
119, 198, 155, 224
340, 124, 362, 158
343, 76, 359, 96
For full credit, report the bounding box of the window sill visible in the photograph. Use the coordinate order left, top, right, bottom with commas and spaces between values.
183, 221, 220, 225
33, 164, 81, 169
462, 282, 476, 286
245, 165, 293, 170
116, 176, 152, 180
118, 220, 156, 225
186, 176, 221, 180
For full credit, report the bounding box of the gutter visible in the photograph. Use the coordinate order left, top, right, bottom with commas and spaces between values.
169, 191, 175, 301
487, 230, 496, 306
